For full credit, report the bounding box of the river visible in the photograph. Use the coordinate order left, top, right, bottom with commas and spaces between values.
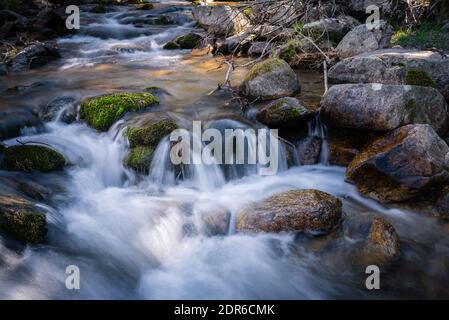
0, 1, 448, 299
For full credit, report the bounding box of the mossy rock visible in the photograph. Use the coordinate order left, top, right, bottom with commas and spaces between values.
163, 41, 180, 50
124, 146, 154, 173
139, 3, 154, 10
80, 92, 158, 131
0, 195, 47, 244
405, 68, 437, 88
256, 97, 314, 129
175, 33, 202, 49
155, 15, 171, 25
127, 118, 179, 148
245, 58, 287, 82
4, 145, 66, 172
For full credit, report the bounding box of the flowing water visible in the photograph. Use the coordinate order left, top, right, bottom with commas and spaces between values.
1, 1, 449, 299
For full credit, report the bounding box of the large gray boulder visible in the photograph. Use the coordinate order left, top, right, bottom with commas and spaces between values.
192, 5, 250, 36
320, 83, 448, 135
336, 20, 393, 58
239, 58, 300, 100
328, 49, 449, 102
302, 15, 360, 42
346, 124, 449, 202
236, 189, 342, 234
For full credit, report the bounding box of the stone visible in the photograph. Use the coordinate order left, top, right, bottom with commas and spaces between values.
346, 124, 449, 202
302, 15, 360, 42
38, 96, 78, 124
256, 97, 314, 129
3, 145, 66, 172
236, 189, 342, 234
192, 5, 250, 36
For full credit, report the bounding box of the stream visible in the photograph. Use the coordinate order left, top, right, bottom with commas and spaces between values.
1, 1, 449, 299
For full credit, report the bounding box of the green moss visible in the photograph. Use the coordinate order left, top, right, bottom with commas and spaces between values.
124, 146, 154, 173
80, 92, 158, 131
163, 41, 179, 50
243, 7, 253, 17
246, 58, 286, 81
4, 145, 66, 172
279, 43, 296, 63
391, 23, 449, 50
155, 15, 171, 25
0, 210, 47, 244
175, 33, 202, 49
139, 3, 154, 10
405, 68, 436, 88
127, 118, 178, 148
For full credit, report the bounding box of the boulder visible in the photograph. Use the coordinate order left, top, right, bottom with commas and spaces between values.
248, 41, 271, 57
239, 58, 300, 100
297, 136, 322, 165
302, 15, 360, 42
127, 118, 178, 148
4, 42, 60, 73
3, 145, 66, 172
320, 83, 448, 135
38, 96, 78, 124
346, 124, 449, 202
201, 209, 231, 236
80, 92, 158, 131
236, 189, 342, 234
336, 20, 393, 58
256, 97, 314, 129
0, 194, 47, 244
328, 49, 449, 102
192, 5, 250, 36
215, 33, 254, 55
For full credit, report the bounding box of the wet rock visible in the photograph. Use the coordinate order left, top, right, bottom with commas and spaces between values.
192, 5, 250, 36
256, 97, 314, 129
297, 136, 321, 165
0, 109, 41, 140
336, 20, 393, 58
124, 145, 154, 173
111, 44, 145, 53
236, 189, 342, 234
302, 15, 360, 43
367, 217, 401, 259
0, 176, 51, 201
239, 58, 300, 100
32, 9, 72, 39
127, 118, 178, 148
435, 186, 449, 221
164, 33, 202, 50
4, 42, 60, 73
80, 92, 158, 131
346, 124, 449, 202
320, 84, 448, 135
38, 96, 78, 124
328, 49, 449, 102
3, 145, 66, 172
201, 210, 231, 236
0, 194, 47, 244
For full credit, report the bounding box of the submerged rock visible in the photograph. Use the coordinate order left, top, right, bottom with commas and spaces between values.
164, 33, 203, 50
236, 189, 342, 234
0, 194, 47, 244
346, 124, 449, 202
320, 84, 448, 135
328, 49, 449, 102
192, 5, 250, 36
336, 20, 393, 58
366, 217, 401, 260
297, 136, 322, 165
256, 97, 314, 129
201, 209, 231, 236
3, 145, 66, 172
38, 96, 78, 124
3, 42, 60, 74
240, 58, 300, 100
80, 92, 158, 131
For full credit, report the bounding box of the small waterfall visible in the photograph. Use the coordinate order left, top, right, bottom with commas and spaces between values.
148, 137, 176, 186
308, 115, 329, 165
